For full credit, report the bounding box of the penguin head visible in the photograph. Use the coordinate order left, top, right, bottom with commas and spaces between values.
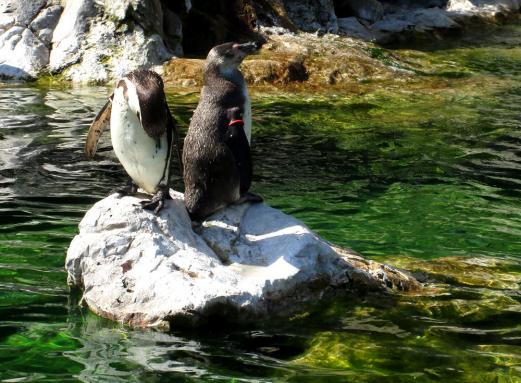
120, 70, 168, 137
206, 41, 261, 72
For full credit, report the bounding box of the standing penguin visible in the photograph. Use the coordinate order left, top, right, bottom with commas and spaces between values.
85, 69, 182, 214
183, 42, 262, 221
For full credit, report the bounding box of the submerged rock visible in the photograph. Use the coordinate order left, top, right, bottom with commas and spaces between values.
66, 191, 420, 329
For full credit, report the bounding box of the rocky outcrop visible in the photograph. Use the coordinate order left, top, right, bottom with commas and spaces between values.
447, 0, 521, 15
371, 6, 460, 34
0, 0, 185, 82
49, 0, 182, 84
332, 0, 521, 42
66, 191, 420, 329
164, 31, 408, 88
1, 0, 520, 83
283, 0, 339, 32
0, 0, 62, 80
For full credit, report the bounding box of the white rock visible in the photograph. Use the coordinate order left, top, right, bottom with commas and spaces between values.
3, 0, 47, 27
103, 0, 129, 21
447, 0, 521, 16
372, 8, 459, 33
107, 28, 172, 80
369, 0, 519, 35
0, 14, 14, 30
66, 191, 420, 328
30, 5, 62, 44
49, 0, 175, 82
66, 49, 109, 84
49, 0, 96, 71
337, 17, 388, 42
446, 0, 478, 12
0, 1, 63, 79
0, 26, 49, 79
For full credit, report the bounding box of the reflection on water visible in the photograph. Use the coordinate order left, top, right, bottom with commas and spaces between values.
2, 24, 521, 382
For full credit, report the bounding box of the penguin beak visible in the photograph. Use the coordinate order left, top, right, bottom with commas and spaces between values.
234, 41, 262, 55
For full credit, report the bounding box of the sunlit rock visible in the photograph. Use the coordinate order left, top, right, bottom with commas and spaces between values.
66, 191, 420, 329
49, 0, 95, 71
447, 0, 521, 16
0, 27, 49, 79
0, 0, 62, 80
2, 0, 47, 27
372, 8, 459, 33
29, 5, 62, 44
49, 0, 177, 83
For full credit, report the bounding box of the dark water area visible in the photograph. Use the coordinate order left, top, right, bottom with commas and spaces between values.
1, 24, 521, 382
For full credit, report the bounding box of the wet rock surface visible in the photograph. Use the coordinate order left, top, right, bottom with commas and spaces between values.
66, 191, 420, 329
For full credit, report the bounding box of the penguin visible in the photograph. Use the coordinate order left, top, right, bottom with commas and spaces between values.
85, 69, 182, 214
183, 41, 262, 221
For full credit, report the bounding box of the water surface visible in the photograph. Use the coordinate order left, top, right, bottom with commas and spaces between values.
1, 24, 521, 382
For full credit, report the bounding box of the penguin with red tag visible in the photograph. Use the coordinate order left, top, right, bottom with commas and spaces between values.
183, 42, 263, 220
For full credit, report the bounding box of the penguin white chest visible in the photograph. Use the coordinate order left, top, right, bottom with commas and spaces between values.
110, 85, 168, 194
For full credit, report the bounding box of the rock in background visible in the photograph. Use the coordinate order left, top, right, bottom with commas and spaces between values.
66, 192, 420, 329
0, 0, 62, 80
0, 0, 186, 82
49, 0, 185, 83
0, 0, 520, 83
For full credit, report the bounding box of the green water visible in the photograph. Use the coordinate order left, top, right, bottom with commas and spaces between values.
1, 24, 521, 382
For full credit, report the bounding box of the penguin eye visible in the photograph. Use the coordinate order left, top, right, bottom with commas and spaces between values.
224, 50, 234, 58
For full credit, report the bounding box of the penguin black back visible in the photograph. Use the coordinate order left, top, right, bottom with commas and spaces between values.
183, 42, 261, 220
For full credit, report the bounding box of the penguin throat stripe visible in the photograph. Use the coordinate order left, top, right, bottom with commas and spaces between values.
228, 119, 244, 126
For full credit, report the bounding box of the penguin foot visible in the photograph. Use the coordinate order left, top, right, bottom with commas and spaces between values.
115, 180, 138, 197
140, 187, 171, 214
237, 192, 263, 204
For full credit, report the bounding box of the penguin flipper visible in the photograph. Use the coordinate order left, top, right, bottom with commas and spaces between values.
85, 95, 113, 159
224, 124, 253, 194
